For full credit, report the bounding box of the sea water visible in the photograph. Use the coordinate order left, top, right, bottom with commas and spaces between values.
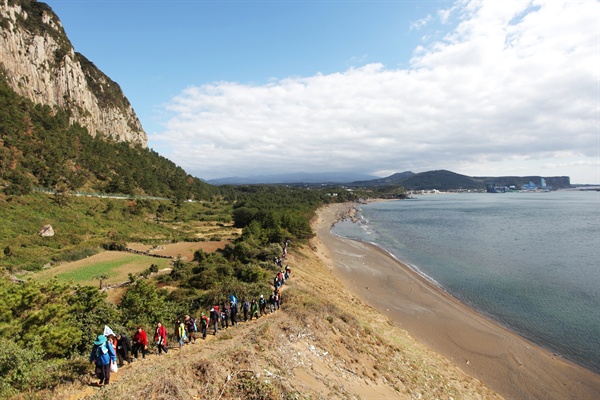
332, 191, 600, 373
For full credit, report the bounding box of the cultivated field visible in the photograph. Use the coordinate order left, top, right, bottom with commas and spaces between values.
28, 252, 169, 287
28, 241, 231, 287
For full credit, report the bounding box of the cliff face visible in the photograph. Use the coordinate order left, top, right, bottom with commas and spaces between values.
0, 0, 147, 146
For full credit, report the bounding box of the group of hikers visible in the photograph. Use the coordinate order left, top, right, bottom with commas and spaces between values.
89, 242, 293, 387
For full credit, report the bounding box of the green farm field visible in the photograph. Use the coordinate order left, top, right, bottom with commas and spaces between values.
28, 251, 170, 286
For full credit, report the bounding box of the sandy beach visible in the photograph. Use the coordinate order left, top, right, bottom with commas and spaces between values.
313, 203, 600, 400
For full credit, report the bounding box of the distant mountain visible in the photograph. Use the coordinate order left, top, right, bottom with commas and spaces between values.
207, 172, 378, 185
350, 170, 571, 191
350, 171, 416, 187
351, 170, 480, 190
396, 170, 482, 190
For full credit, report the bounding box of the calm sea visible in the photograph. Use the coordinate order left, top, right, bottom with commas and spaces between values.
332, 191, 600, 373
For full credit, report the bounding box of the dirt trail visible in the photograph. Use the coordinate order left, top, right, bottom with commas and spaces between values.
65, 296, 284, 399
52, 226, 501, 399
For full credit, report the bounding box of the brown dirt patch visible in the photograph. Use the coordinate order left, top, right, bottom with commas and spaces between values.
127, 241, 230, 261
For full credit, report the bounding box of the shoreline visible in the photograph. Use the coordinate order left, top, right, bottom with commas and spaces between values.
312, 203, 600, 400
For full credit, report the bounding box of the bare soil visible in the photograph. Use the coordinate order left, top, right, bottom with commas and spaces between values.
126, 240, 230, 261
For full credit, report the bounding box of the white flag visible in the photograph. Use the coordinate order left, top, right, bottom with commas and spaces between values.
103, 325, 115, 337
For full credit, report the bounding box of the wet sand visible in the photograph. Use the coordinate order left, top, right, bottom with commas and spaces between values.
313, 203, 600, 400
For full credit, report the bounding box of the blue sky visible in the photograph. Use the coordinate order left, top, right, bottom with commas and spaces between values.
44, 0, 599, 183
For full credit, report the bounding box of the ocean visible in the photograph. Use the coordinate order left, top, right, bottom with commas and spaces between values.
332, 191, 600, 373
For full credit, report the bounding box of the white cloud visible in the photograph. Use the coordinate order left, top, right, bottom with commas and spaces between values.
410, 14, 432, 31
153, 0, 600, 183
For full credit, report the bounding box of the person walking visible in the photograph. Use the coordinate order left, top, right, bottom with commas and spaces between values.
209, 307, 220, 335
115, 333, 132, 366
242, 299, 250, 321
222, 303, 230, 329
184, 315, 197, 344
230, 300, 238, 325
200, 312, 209, 339
269, 291, 276, 314
132, 326, 148, 359
154, 322, 168, 355
285, 265, 291, 280
259, 294, 267, 316
176, 319, 186, 350
250, 299, 259, 320
90, 334, 117, 387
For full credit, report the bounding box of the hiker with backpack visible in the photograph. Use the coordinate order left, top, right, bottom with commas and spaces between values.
184, 314, 197, 344
259, 294, 267, 316
90, 334, 117, 387
210, 307, 220, 335
274, 289, 280, 311
230, 299, 238, 325
222, 303, 230, 329
154, 322, 168, 355
200, 312, 209, 339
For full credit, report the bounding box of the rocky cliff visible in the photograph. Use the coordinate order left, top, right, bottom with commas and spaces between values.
0, 0, 147, 146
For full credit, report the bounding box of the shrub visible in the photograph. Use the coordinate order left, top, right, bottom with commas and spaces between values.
102, 241, 126, 251
236, 264, 268, 283
55, 247, 98, 262
3, 246, 13, 257
0, 338, 46, 397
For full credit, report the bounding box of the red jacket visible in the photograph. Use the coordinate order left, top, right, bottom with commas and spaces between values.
154, 325, 167, 345
133, 330, 148, 346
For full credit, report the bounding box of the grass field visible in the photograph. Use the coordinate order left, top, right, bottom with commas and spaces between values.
28, 251, 171, 286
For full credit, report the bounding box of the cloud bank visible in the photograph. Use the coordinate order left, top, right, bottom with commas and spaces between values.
154, 0, 599, 183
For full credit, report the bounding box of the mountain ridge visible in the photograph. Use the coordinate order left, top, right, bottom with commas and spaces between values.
207, 171, 378, 185
207, 169, 571, 189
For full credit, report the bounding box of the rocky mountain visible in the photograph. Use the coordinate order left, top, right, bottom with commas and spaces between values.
0, 0, 147, 146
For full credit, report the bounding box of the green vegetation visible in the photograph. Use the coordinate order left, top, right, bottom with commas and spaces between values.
0, 193, 235, 271
0, 179, 355, 397
0, 70, 225, 201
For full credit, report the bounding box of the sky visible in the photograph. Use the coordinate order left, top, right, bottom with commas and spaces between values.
43, 0, 599, 184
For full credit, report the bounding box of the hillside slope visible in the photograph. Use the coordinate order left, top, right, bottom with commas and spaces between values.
47, 239, 499, 399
